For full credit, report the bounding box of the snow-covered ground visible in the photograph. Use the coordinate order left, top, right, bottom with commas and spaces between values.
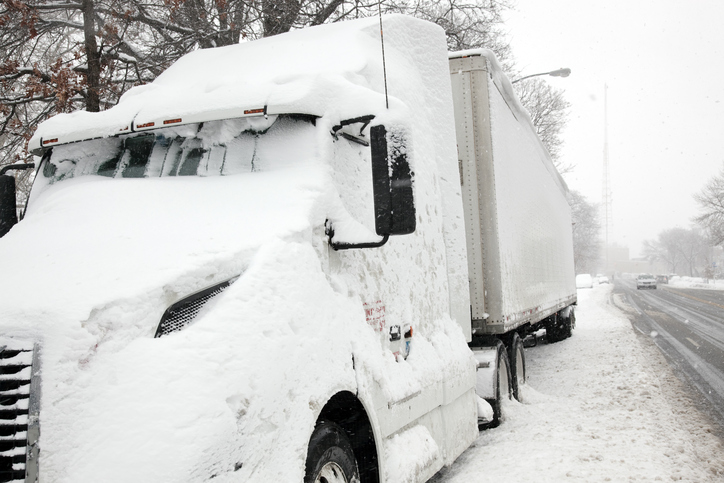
668, 276, 724, 291
432, 284, 724, 482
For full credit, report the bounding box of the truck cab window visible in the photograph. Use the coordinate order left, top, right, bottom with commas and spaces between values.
121, 135, 154, 178
31, 115, 314, 200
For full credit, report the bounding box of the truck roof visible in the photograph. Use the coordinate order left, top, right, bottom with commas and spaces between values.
30, 15, 417, 154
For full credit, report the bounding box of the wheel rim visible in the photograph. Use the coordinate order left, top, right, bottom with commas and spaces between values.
315, 461, 349, 483
499, 355, 510, 399
515, 346, 525, 385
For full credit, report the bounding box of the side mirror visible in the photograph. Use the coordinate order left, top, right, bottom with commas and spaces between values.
328, 122, 416, 251
0, 163, 35, 238
370, 125, 415, 236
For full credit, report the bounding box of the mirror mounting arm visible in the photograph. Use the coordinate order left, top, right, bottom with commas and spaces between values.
326, 223, 389, 251
0, 163, 35, 176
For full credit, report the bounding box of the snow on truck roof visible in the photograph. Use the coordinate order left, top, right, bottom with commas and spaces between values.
30, 15, 418, 154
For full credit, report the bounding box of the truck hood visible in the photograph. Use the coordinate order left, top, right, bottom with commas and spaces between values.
0, 166, 373, 481
0, 167, 322, 327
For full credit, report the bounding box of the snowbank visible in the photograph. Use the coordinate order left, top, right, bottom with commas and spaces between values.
432, 284, 724, 482
668, 276, 724, 291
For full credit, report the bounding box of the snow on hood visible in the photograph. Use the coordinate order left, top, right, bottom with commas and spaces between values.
0, 165, 352, 482
27, 238, 370, 482
0, 168, 322, 324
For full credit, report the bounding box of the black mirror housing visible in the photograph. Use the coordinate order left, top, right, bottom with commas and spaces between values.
0, 163, 35, 238
0, 174, 18, 238
370, 125, 416, 236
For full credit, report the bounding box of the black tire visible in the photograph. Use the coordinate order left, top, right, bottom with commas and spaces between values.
562, 310, 573, 338
304, 420, 360, 483
545, 315, 560, 343
484, 340, 511, 429
546, 315, 563, 343
547, 311, 573, 343
507, 333, 526, 401
568, 308, 576, 332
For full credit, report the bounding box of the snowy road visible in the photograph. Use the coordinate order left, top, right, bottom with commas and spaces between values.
430, 284, 724, 482
613, 280, 724, 427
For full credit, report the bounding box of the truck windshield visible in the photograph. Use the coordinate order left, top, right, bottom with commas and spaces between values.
32, 115, 315, 196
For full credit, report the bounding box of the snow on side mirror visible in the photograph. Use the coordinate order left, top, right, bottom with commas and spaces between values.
370, 125, 415, 236
329, 123, 416, 251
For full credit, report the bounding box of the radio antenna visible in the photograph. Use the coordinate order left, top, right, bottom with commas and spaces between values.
378, 2, 389, 109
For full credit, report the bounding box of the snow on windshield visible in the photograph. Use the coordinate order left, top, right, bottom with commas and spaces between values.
30, 115, 313, 199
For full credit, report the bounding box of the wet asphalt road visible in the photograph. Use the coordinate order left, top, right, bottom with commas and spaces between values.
613, 279, 724, 426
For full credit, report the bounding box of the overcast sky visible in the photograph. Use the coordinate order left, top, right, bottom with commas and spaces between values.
504, 0, 724, 258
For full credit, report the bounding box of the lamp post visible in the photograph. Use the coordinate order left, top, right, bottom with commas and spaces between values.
511, 68, 571, 84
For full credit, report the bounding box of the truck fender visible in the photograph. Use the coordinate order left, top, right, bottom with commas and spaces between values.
471, 340, 511, 428
310, 389, 384, 483
471, 346, 498, 400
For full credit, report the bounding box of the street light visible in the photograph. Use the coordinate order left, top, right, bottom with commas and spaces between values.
511, 68, 571, 84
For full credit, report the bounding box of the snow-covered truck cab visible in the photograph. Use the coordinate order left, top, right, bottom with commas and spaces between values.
0, 15, 479, 483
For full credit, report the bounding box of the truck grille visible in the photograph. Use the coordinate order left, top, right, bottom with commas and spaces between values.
155, 279, 234, 337
0, 343, 39, 483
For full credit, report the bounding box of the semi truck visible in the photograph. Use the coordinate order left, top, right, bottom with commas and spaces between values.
0, 14, 575, 483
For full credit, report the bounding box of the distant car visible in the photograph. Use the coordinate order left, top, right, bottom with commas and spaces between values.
597, 275, 609, 284
637, 274, 657, 290
655, 275, 669, 284
576, 273, 594, 289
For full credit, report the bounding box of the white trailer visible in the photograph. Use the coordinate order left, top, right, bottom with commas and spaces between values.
449, 50, 577, 422
0, 15, 576, 483
450, 51, 576, 336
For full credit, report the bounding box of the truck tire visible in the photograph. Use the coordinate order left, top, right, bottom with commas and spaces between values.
546, 312, 572, 343
545, 315, 562, 343
484, 340, 511, 428
507, 333, 526, 401
304, 420, 360, 483
565, 309, 575, 337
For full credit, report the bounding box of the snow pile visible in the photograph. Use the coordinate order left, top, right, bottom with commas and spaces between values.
432, 284, 724, 482
385, 425, 440, 482
668, 276, 724, 291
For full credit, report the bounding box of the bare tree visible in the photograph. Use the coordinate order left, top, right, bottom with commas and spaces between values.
643, 227, 708, 276
1, 0, 518, 202
403, 0, 512, 63
694, 166, 724, 245
568, 190, 600, 274
513, 77, 571, 174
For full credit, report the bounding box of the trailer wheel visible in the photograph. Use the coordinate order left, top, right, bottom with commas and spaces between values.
508, 333, 526, 401
546, 312, 572, 343
545, 315, 562, 343
564, 309, 575, 337
485, 340, 511, 428
304, 420, 360, 483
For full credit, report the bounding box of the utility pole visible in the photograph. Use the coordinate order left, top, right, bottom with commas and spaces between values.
601, 84, 612, 273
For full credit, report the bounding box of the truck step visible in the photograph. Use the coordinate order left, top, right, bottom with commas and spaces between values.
0, 343, 39, 483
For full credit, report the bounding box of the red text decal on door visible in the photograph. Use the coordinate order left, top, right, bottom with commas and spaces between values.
363, 301, 386, 332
